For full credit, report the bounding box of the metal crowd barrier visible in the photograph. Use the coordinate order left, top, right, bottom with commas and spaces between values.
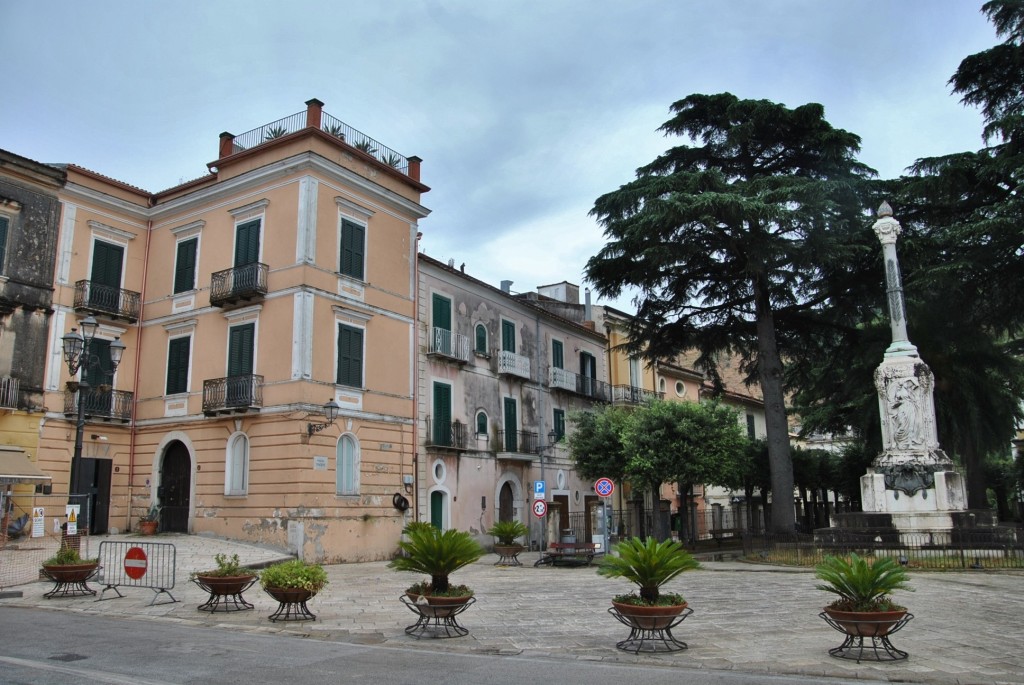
96, 540, 178, 605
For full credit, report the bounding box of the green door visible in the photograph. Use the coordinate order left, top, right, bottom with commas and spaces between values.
90, 241, 124, 311
83, 338, 113, 415
233, 220, 260, 293
430, 490, 444, 530
503, 397, 517, 452
432, 294, 452, 355
433, 382, 452, 446
226, 323, 255, 406
552, 340, 564, 369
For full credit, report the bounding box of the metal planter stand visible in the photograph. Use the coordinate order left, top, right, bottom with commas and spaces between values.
399, 594, 475, 639
819, 611, 914, 662
41, 564, 100, 599
192, 576, 257, 612
608, 605, 694, 653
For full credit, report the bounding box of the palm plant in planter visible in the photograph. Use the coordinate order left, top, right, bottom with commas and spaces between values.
598, 537, 700, 629
487, 519, 528, 565
389, 523, 484, 614
815, 553, 912, 637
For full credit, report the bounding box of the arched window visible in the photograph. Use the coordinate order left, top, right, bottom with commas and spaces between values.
476, 411, 488, 435
337, 434, 360, 495
474, 324, 487, 354
225, 433, 249, 496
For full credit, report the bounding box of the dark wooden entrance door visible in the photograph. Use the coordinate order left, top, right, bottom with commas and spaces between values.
159, 441, 191, 533
499, 482, 514, 522
75, 457, 112, 535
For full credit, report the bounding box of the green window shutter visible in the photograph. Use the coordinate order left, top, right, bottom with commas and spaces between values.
580, 351, 596, 378
746, 414, 756, 439
234, 220, 260, 266
503, 397, 517, 451
340, 219, 365, 279
84, 338, 112, 387
166, 337, 191, 394
432, 294, 451, 332
553, 408, 566, 441
552, 340, 564, 369
91, 241, 124, 287
475, 324, 487, 353
501, 320, 515, 353
433, 383, 452, 446
476, 411, 487, 435
174, 238, 198, 294
336, 323, 364, 387
0, 216, 8, 273
227, 323, 255, 377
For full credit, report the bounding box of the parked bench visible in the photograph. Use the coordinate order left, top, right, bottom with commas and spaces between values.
709, 528, 741, 546
534, 542, 598, 567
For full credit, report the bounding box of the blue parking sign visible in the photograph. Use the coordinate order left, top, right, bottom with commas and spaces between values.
534, 480, 546, 500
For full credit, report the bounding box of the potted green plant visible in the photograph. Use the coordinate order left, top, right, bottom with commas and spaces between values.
42, 545, 99, 583
260, 558, 328, 601
815, 553, 912, 637
137, 503, 159, 535
389, 523, 484, 616
597, 537, 700, 629
191, 553, 258, 605
487, 519, 528, 565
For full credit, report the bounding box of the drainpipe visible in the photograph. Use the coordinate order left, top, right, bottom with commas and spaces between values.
126, 217, 153, 533
534, 309, 548, 553
412, 231, 422, 521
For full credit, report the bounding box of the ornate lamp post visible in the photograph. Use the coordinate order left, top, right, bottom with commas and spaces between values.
306, 399, 341, 436
61, 316, 126, 505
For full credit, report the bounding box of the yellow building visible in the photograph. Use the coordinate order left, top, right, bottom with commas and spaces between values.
36, 100, 429, 562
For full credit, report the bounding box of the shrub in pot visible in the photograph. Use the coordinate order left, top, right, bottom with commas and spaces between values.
192, 553, 258, 596
597, 537, 700, 629
487, 519, 528, 561
389, 523, 484, 615
42, 546, 99, 582
815, 553, 912, 637
259, 558, 328, 603
137, 503, 159, 535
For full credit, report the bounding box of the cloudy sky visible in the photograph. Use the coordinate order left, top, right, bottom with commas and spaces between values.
3, 1, 996, 311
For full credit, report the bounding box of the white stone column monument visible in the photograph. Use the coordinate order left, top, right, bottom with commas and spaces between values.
859, 202, 966, 533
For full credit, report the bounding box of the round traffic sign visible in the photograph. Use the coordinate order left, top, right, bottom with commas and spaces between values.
595, 477, 615, 497
124, 546, 148, 579
532, 499, 548, 518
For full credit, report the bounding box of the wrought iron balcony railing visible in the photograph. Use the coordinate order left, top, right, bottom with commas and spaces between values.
209, 263, 269, 307
202, 374, 264, 414
73, 280, 141, 322
427, 327, 470, 363
0, 376, 19, 409
497, 350, 531, 380
425, 417, 469, 449
63, 386, 133, 423
497, 429, 540, 455
609, 384, 664, 404
549, 367, 610, 402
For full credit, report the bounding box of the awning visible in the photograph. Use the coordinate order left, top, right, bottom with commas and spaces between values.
0, 445, 52, 485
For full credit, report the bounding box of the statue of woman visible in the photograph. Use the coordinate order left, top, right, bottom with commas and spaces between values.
889, 377, 922, 448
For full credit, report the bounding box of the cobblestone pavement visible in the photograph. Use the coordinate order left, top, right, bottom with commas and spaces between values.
2, 533, 1022, 684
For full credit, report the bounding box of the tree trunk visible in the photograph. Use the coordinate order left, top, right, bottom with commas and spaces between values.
752, 275, 796, 534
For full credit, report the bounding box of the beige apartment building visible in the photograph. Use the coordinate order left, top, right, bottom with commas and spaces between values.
35, 100, 428, 562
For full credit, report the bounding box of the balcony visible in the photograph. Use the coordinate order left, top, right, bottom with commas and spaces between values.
73, 280, 141, 322
210, 263, 268, 308
0, 376, 19, 409
63, 386, 133, 423
427, 327, 470, 364
549, 367, 609, 401
497, 430, 540, 457
425, 417, 469, 450
202, 374, 264, 415
498, 350, 531, 380
610, 384, 664, 404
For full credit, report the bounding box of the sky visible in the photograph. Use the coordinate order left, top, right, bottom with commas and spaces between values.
2, 1, 997, 313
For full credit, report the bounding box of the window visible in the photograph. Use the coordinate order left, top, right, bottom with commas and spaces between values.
553, 408, 566, 442
339, 218, 365, 280
552, 340, 564, 369
433, 382, 452, 446
580, 351, 596, 395
225, 433, 249, 495
501, 320, 515, 353
174, 237, 198, 293
475, 324, 487, 354
503, 397, 517, 451
675, 381, 686, 397
226, 323, 255, 406
90, 240, 124, 310
0, 215, 8, 274
476, 411, 488, 435
166, 336, 191, 395
336, 323, 364, 387
234, 219, 260, 266
629, 357, 640, 387
337, 434, 360, 495
746, 414, 756, 440
432, 294, 452, 355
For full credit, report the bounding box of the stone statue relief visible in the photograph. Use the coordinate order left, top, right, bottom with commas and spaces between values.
875, 362, 935, 452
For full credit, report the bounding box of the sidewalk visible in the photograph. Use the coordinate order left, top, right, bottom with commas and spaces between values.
2, 533, 1022, 685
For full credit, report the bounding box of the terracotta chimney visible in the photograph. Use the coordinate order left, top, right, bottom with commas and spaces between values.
407, 156, 422, 182
305, 98, 324, 130
219, 132, 235, 159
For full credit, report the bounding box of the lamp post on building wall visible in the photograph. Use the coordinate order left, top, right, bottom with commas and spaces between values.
61, 316, 125, 508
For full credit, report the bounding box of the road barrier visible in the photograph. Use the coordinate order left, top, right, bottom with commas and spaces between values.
96, 540, 178, 605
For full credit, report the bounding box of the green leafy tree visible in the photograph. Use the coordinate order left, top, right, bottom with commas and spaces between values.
567, 405, 632, 483
586, 93, 873, 533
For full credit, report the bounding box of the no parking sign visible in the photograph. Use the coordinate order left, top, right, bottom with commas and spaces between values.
595, 477, 614, 497
532, 500, 548, 518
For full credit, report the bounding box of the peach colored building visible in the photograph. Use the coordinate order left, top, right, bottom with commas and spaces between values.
37, 100, 429, 562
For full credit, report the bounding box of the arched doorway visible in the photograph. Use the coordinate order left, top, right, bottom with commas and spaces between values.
159, 441, 191, 532
498, 482, 514, 522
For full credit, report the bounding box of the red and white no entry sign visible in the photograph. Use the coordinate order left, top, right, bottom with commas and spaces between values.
124, 546, 148, 579
532, 499, 548, 518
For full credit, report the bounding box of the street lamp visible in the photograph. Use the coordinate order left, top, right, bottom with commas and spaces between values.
61, 316, 125, 505
307, 399, 341, 436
